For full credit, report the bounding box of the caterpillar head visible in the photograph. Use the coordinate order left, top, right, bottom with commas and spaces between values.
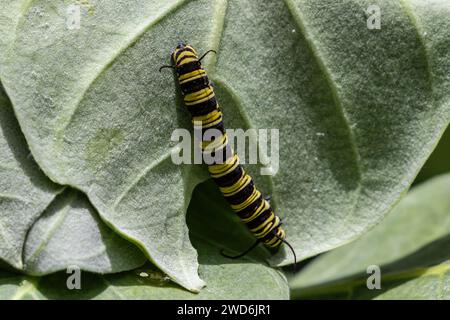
171, 42, 200, 69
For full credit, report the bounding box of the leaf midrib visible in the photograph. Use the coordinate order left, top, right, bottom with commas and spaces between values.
399, 0, 434, 98
54, 0, 189, 140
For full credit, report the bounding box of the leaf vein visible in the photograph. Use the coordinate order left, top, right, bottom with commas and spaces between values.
55, 0, 189, 136
283, 0, 363, 217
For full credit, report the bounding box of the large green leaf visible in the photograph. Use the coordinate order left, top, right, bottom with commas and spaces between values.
0, 85, 62, 269
0, 85, 145, 274
23, 188, 146, 275
0, 183, 289, 299
187, 179, 273, 263
0, 0, 449, 291
0, 243, 289, 300
290, 174, 450, 299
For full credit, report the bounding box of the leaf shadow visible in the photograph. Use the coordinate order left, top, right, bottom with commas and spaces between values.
0, 84, 58, 194
186, 179, 273, 267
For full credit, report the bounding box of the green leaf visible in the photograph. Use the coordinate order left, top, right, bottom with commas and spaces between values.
0, 85, 145, 274
0, 0, 449, 291
187, 179, 273, 262
415, 126, 450, 184
0, 242, 289, 300
0, 1, 27, 63
23, 188, 146, 275
290, 174, 450, 299
0, 85, 62, 269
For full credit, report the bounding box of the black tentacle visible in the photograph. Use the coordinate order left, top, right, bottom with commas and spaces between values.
198, 49, 217, 62
220, 239, 261, 259
159, 65, 175, 72
274, 233, 297, 273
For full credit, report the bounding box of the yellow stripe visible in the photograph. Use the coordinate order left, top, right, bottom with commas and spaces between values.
266, 228, 285, 247
178, 69, 205, 81
208, 153, 238, 174
178, 57, 197, 66
248, 209, 274, 232
202, 131, 227, 145
192, 113, 220, 126
220, 175, 251, 196
202, 133, 227, 151
201, 139, 226, 154
219, 173, 250, 195
175, 51, 197, 63
256, 216, 280, 238
265, 236, 279, 246
278, 228, 285, 240
201, 114, 222, 127
184, 87, 212, 101
207, 151, 236, 172
209, 158, 240, 178
185, 45, 198, 55
184, 87, 213, 102
179, 71, 206, 84
231, 189, 261, 211
192, 110, 221, 122
251, 213, 275, 234
266, 237, 282, 248
185, 93, 215, 106
254, 220, 275, 238
201, 115, 222, 128
241, 200, 268, 223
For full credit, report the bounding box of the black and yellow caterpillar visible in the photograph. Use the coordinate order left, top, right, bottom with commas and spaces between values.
162, 42, 294, 259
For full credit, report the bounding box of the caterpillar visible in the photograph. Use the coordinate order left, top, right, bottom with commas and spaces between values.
161, 42, 296, 263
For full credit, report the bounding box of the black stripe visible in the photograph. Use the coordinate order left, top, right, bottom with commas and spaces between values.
260, 232, 277, 243
174, 47, 195, 61
202, 125, 225, 141
245, 209, 273, 230
236, 194, 263, 220
176, 61, 201, 76
224, 181, 255, 206
202, 121, 225, 135
260, 226, 283, 243
187, 97, 218, 117
213, 165, 243, 188
180, 76, 209, 95
203, 144, 233, 164
176, 54, 198, 66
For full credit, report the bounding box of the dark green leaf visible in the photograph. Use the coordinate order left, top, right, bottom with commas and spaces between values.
290, 174, 450, 299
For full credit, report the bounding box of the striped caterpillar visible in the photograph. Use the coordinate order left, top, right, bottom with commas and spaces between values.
161, 42, 296, 263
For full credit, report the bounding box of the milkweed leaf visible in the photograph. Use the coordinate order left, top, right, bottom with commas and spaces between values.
0, 0, 449, 291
